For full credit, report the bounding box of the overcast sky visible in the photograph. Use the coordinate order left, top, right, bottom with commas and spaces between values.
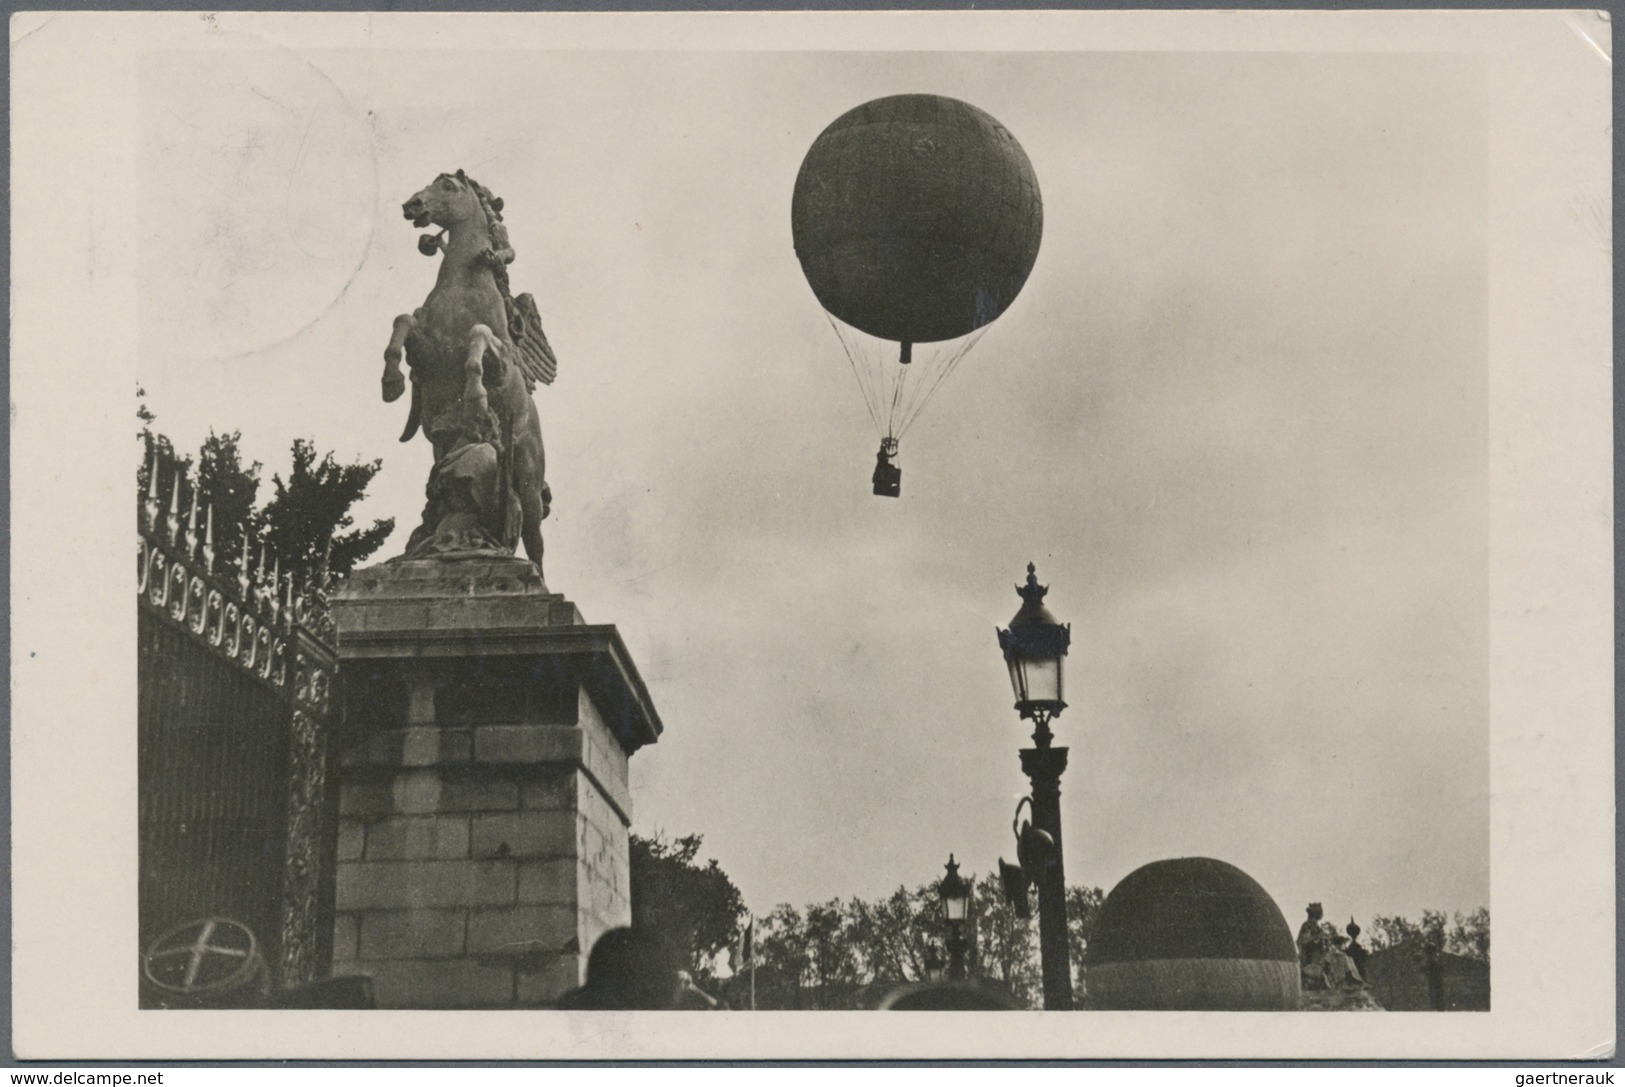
132, 39, 1489, 927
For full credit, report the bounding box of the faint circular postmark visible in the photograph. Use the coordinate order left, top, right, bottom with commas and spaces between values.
139, 37, 378, 362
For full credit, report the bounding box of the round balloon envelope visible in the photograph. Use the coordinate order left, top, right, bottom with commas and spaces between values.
792, 94, 1044, 346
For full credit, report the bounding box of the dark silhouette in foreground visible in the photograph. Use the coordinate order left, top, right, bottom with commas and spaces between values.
555, 927, 691, 1010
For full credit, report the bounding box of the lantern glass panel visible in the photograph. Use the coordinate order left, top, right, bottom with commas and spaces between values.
1015, 654, 1061, 708
1005, 655, 1026, 703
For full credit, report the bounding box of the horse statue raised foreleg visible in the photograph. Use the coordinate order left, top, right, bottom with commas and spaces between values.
382, 312, 418, 404
383, 312, 430, 445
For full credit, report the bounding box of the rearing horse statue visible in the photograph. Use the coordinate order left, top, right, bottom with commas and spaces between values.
382, 171, 556, 577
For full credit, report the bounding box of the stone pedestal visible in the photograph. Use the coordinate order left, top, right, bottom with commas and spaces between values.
327, 558, 661, 1009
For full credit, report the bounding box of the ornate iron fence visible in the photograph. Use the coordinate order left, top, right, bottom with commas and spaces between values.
137, 449, 340, 1006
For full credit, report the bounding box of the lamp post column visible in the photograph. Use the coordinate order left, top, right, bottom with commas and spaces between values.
946, 925, 968, 981
1021, 723, 1072, 1010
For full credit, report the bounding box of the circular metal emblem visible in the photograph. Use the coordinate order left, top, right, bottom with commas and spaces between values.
143, 917, 263, 996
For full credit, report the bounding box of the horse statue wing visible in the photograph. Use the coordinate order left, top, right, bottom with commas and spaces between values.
512, 293, 558, 390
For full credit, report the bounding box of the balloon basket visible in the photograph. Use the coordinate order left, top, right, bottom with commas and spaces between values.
872, 461, 901, 498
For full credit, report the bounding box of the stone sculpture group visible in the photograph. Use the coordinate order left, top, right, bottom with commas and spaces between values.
1297, 902, 1369, 991
380, 170, 558, 580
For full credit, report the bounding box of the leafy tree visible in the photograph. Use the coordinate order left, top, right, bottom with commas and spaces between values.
1447, 908, 1490, 962
753, 895, 897, 1009
1369, 910, 1450, 961
744, 871, 1103, 1010
803, 899, 862, 1007
138, 391, 393, 586
1065, 884, 1106, 1000
194, 430, 263, 574
261, 438, 393, 586
752, 903, 810, 1009
1367, 909, 1457, 1010
628, 832, 746, 983
1372, 908, 1488, 964
973, 873, 1040, 1007
844, 884, 940, 986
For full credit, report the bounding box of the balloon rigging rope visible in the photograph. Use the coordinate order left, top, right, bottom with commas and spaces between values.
896, 327, 989, 437
823, 313, 990, 443
858, 331, 890, 435
889, 345, 940, 438
890, 347, 928, 436
852, 328, 890, 438
916, 328, 987, 428
824, 311, 882, 435
886, 352, 911, 439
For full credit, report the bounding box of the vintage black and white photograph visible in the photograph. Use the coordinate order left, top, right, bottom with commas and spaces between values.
9, 8, 1612, 1061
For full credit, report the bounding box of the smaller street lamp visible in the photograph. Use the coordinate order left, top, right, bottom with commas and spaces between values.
939, 854, 971, 981
923, 947, 945, 985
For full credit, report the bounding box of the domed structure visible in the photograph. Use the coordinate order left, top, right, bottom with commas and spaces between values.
1086, 858, 1301, 1011
791, 94, 1043, 347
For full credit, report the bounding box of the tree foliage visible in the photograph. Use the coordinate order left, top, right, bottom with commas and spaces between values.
845, 884, 941, 985
628, 832, 746, 982
751, 903, 811, 1009
1446, 907, 1490, 962
194, 430, 263, 573
1368, 908, 1489, 964
138, 390, 393, 586
262, 438, 395, 583
741, 871, 1108, 1010
1065, 883, 1106, 1001
972, 873, 1038, 1005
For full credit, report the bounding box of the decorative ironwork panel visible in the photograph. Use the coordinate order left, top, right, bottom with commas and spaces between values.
279, 705, 328, 988
137, 484, 338, 1007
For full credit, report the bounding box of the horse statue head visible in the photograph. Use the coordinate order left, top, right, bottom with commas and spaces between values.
402, 170, 508, 255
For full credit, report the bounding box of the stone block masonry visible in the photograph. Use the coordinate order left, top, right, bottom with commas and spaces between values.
331, 759, 629, 1007
328, 558, 662, 1009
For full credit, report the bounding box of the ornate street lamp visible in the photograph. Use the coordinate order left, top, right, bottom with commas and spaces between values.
998, 562, 1072, 735
996, 563, 1074, 1010
938, 854, 971, 981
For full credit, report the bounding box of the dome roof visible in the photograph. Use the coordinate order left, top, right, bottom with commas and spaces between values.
1086, 857, 1295, 966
